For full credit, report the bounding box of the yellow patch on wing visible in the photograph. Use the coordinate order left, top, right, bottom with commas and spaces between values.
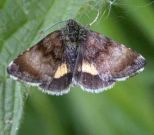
54, 63, 69, 78
79, 60, 98, 75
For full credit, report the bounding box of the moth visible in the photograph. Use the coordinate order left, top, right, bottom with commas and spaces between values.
7, 19, 146, 95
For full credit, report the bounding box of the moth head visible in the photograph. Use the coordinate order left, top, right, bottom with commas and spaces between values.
66, 19, 79, 29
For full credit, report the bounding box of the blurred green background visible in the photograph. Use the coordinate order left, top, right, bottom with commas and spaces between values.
0, 0, 154, 135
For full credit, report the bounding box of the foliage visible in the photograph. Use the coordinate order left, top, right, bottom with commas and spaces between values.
0, 0, 154, 135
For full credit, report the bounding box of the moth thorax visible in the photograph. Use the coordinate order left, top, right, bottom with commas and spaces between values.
61, 28, 79, 42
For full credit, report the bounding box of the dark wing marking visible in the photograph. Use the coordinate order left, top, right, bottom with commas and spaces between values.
73, 31, 145, 93
7, 31, 72, 95
74, 69, 115, 93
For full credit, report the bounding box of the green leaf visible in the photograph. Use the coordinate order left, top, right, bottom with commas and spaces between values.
1, 0, 154, 135
0, 79, 24, 135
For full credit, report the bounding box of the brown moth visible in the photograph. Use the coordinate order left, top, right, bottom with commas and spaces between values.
7, 19, 146, 95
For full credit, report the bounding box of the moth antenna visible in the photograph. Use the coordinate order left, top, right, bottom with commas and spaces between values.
89, 9, 100, 26
40, 20, 68, 35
